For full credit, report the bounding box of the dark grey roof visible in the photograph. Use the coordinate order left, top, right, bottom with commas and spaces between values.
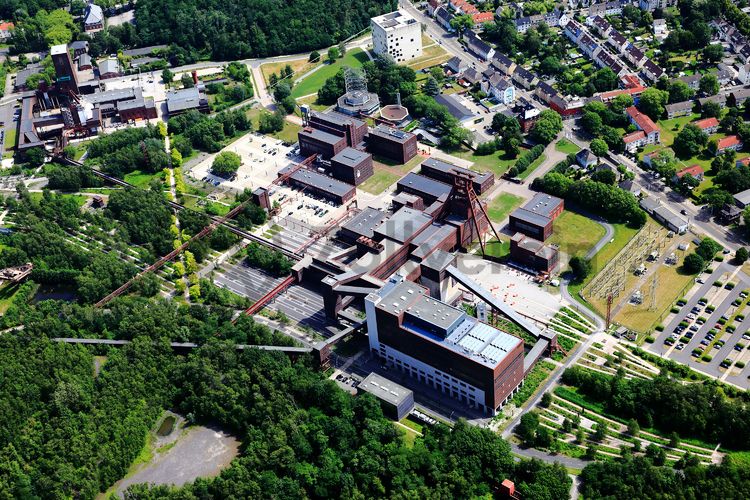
510, 207, 552, 227
122, 45, 168, 57
341, 207, 387, 238
70, 41, 89, 52
299, 127, 346, 145
369, 125, 414, 144
522, 193, 563, 218
289, 168, 354, 197
421, 248, 455, 272
331, 147, 370, 167
421, 157, 492, 184
166, 87, 205, 113
434, 93, 473, 121
609, 30, 627, 46
15, 63, 42, 88
665, 100, 693, 113
78, 53, 92, 69
86, 87, 137, 105
97, 58, 120, 75
398, 172, 453, 200
373, 205, 433, 243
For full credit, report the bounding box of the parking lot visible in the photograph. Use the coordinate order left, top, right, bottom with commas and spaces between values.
188, 133, 294, 193
647, 263, 750, 389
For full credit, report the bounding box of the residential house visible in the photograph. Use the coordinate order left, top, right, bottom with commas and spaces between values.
739, 63, 750, 85
473, 12, 494, 25
739, 44, 750, 64
0, 21, 14, 41
579, 33, 601, 58
511, 66, 538, 90
665, 101, 693, 119
717, 63, 734, 85
70, 40, 89, 57
486, 74, 515, 104
514, 16, 533, 33
673, 165, 704, 183
623, 45, 646, 68
693, 117, 719, 135
427, 0, 440, 16
623, 130, 647, 152
588, 1, 623, 17
576, 149, 598, 168
642, 59, 665, 81
716, 135, 743, 155
435, 94, 474, 123
78, 53, 93, 71
653, 19, 668, 37
698, 94, 726, 109
626, 106, 660, 144
606, 30, 629, 54
595, 49, 626, 76
464, 31, 495, 62
563, 20, 583, 42
639, 0, 678, 11
677, 74, 701, 91
619, 179, 642, 197
730, 88, 750, 108
83, 3, 104, 32
448, 0, 478, 15
491, 53, 516, 76
461, 67, 481, 85
446, 56, 467, 75
588, 16, 612, 37
434, 7, 454, 32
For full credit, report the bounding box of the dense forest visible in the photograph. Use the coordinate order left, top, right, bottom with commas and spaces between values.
132, 0, 396, 60
561, 366, 750, 449
0, 295, 572, 499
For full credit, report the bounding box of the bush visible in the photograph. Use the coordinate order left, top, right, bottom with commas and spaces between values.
736, 361, 746, 369
655, 325, 664, 332
211, 151, 242, 177
701, 355, 713, 362
670, 307, 679, 314
645, 336, 655, 343
510, 144, 544, 176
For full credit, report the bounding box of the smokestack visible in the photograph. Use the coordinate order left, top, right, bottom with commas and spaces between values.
192, 70, 198, 85
396, 91, 401, 106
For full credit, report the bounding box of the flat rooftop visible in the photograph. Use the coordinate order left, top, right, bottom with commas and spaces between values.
374, 206, 433, 244
359, 372, 413, 406
398, 172, 453, 200
522, 193, 563, 219
341, 207, 387, 239
289, 168, 354, 197
377, 280, 522, 369
299, 127, 346, 146
372, 10, 418, 30
331, 147, 370, 167
369, 125, 414, 144
421, 157, 491, 183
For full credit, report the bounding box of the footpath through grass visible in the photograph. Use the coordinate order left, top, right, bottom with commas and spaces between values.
555, 139, 580, 155
291, 49, 368, 98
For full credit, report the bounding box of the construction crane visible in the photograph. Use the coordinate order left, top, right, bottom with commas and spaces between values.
94, 198, 253, 308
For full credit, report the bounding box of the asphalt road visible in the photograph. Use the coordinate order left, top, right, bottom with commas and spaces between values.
645, 263, 750, 387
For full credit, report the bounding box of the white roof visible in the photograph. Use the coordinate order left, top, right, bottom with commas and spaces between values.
85, 4, 104, 24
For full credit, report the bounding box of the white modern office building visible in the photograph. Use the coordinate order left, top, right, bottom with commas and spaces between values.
371, 10, 423, 63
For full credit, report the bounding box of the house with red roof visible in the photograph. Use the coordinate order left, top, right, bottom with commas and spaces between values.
623, 130, 647, 152
693, 117, 719, 135
472, 12, 494, 24
736, 157, 750, 168
673, 165, 704, 183
626, 106, 660, 145
717, 135, 743, 155
0, 21, 14, 41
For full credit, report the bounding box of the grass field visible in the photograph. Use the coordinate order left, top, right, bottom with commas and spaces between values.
450, 146, 523, 178
518, 153, 547, 180
373, 153, 424, 175
260, 57, 319, 86
124, 170, 163, 188
0, 283, 21, 314
3, 125, 17, 154
406, 34, 451, 70
246, 108, 302, 143
487, 193, 524, 223
359, 169, 400, 195
547, 211, 607, 258
295, 94, 329, 112
482, 238, 510, 259
291, 48, 369, 98
555, 139, 580, 155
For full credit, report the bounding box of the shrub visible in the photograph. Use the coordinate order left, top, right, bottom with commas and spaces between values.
655, 325, 665, 332
713, 281, 723, 287
736, 361, 746, 369
701, 355, 713, 362
645, 336, 655, 343
670, 307, 679, 314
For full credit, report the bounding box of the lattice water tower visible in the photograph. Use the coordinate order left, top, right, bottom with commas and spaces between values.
344, 67, 371, 107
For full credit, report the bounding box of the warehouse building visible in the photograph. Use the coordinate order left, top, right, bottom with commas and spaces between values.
420, 157, 494, 194
329, 147, 374, 185
338, 207, 388, 244
367, 125, 418, 164
397, 172, 453, 206
508, 194, 564, 241
364, 276, 525, 414
358, 372, 415, 420
298, 127, 348, 160
509, 233, 559, 273
308, 112, 368, 148
280, 166, 356, 205
166, 86, 209, 116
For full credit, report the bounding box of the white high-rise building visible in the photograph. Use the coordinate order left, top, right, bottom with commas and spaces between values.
371, 10, 422, 63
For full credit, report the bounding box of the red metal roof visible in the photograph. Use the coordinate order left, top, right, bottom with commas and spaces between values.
621, 74, 641, 89
623, 130, 646, 143
718, 135, 741, 149
0, 21, 14, 31
693, 117, 719, 130
626, 106, 659, 136
675, 165, 704, 178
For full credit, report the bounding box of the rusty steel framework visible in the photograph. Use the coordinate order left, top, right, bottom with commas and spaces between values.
272, 154, 317, 186
94, 198, 253, 308
450, 171, 501, 256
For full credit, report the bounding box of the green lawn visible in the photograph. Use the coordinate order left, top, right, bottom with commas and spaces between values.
518, 153, 547, 180
124, 170, 163, 188
657, 113, 700, 147
555, 139, 580, 155
4, 125, 17, 151
29, 192, 88, 207
547, 210, 607, 257
291, 48, 369, 98
482, 238, 510, 259
375, 153, 424, 175
246, 108, 302, 143
449, 146, 523, 178
487, 192, 524, 223
359, 170, 400, 195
